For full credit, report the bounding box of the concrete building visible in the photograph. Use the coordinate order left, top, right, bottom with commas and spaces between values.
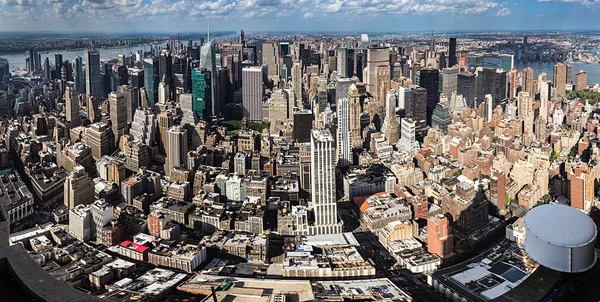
65, 83, 81, 127
337, 98, 352, 167
553, 62, 567, 99
69, 204, 92, 241
130, 108, 156, 146
83, 122, 114, 160
427, 214, 454, 260
85, 49, 102, 100
576, 70, 587, 91
109, 92, 128, 144
311, 129, 343, 235
522, 67, 534, 96
242, 66, 266, 121
166, 126, 187, 178
64, 165, 94, 209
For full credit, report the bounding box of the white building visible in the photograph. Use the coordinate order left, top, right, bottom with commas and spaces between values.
336, 98, 352, 167
69, 204, 91, 241
310, 129, 343, 235
130, 108, 156, 146
166, 126, 187, 178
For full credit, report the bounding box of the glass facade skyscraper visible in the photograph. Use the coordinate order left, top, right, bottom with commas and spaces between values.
144, 58, 158, 106
192, 68, 211, 121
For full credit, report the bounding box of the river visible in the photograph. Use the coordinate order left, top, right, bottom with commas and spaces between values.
514, 61, 600, 86
0, 34, 237, 70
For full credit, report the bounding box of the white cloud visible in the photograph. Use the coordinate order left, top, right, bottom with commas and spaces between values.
496, 7, 511, 16
1, 0, 37, 6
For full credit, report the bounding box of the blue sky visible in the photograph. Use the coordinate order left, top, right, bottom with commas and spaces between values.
0, 0, 599, 33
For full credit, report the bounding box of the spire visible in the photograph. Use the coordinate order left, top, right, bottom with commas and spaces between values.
177, 24, 180, 53
207, 18, 211, 43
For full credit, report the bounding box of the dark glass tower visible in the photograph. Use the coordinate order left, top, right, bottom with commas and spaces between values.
55, 53, 63, 80
457, 72, 476, 108
449, 38, 457, 67
144, 58, 158, 106
419, 68, 440, 125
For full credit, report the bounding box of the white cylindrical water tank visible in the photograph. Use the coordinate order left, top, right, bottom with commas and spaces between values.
524, 204, 597, 273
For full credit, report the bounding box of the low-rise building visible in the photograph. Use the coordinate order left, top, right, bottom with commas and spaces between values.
148, 243, 207, 273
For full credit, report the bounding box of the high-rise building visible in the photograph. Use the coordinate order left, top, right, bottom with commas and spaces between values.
90, 199, 113, 241
427, 214, 454, 259
457, 72, 476, 107
292, 60, 303, 104
191, 68, 211, 121
374, 65, 391, 107
500, 54, 514, 72
337, 98, 352, 167
262, 41, 279, 82
482, 68, 507, 107
43, 57, 51, 81
553, 63, 567, 99
199, 41, 220, 116
522, 67, 534, 96
566, 64, 573, 85
64, 165, 94, 209
540, 81, 549, 117
576, 70, 587, 91
348, 84, 362, 146
103, 62, 114, 97
310, 129, 342, 235
442, 67, 458, 97
84, 122, 114, 160
109, 92, 127, 144
166, 126, 187, 178
158, 111, 174, 155
366, 46, 390, 98
75, 56, 84, 93
419, 68, 440, 125
293, 110, 312, 143
85, 49, 102, 100
448, 38, 457, 67
518, 91, 534, 133
242, 66, 266, 121
65, 83, 81, 127
507, 68, 517, 99
144, 58, 158, 106
55, 53, 63, 80
397, 118, 420, 155
158, 51, 173, 100
130, 108, 156, 146
432, 99, 451, 134
337, 47, 347, 78
117, 85, 139, 123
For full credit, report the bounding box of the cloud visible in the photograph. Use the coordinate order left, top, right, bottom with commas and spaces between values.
303, 11, 313, 18
496, 7, 512, 16
1, 0, 37, 6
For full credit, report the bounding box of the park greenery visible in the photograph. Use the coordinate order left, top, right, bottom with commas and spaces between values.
568, 89, 600, 104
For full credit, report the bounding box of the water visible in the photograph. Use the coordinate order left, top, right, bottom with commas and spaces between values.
514, 61, 600, 86
0, 33, 237, 70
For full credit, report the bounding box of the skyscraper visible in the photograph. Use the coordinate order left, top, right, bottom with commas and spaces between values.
199, 41, 220, 116
158, 51, 173, 100
43, 57, 51, 81
103, 62, 114, 97
337, 98, 352, 167
366, 46, 390, 98
576, 70, 587, 91
262, 41, 279, 82
65, 83, 81, 127
158, 111, 174, 155
192, 68, 211, 121
55, 53, 63, 80
457, 72, 476, 107
311, 129, 342, 235
242, 66, 266, 121
522, 67, 534, 96
419, 68, 440, 125
337, 47, 347, 78
553, 63, 567, 99
448, 37, 457, 67
432, 99, 451, 134
144, 58, 158, 106
348, 84, 363, 146
85, 49, 102, 100
482, 68, 507, 107
109, 92, 127, 144
75, 56, 84, 93
292, 60, 303, 104
540, 81, 549, 117
442, 67, 458, 97
117, 85, 139, 123
166, 126, 187, 178
566, 64, 573, 85
64, 165, 94, 209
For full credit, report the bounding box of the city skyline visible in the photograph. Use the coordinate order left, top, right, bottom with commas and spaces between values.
2, 0, 600, 33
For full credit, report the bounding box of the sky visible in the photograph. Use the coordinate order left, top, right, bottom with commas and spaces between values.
1, 0, 600, 33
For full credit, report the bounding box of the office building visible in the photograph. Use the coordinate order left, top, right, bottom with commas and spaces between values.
482, 68, 507, 107
263, 41, 279, 82
419, 68, 440, 124
576, 70, 587, 91
242, 66, 266, 121
553, 63, 567, 99
65, 83, 81, 127
158, 111, 174, 154
166, 126, 188, 178
55, 53, 63, 80
448, 38, 457, 67
75, 56, 84, 93
522, 67, 534, 96
337, 98, 352, 167
427, 214, 454, 259
442, 67, 458, 97
293, 110, 312, 143
292, 60, 303, 103
85, 49, 102, 100
191, 68, 211, 121
90, 200, 114, 240
457, 72, 476, 107
109, 92, 127, 143
69, 205, 92, 241
199, 41, 220, 116
310, 129, 342, 235
130, 108, 156, 146
84, 122, 114, 160
337, 47, 347, 77
117, 85, 139, 123
432, 100, 451, 134
64, 165, 94, 209
366, 46, 390, 98
144, 58, 158, 106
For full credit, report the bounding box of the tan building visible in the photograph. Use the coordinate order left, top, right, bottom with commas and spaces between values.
83, 122, 114, 160
553, 63, 567, 99
576, 70, 587, 91
521, 67, 534, 96
64, 165, 94, 209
